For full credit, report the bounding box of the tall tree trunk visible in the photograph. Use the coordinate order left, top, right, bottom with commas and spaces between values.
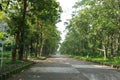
12, 46, 17, 61
12, 33, 19, 61
115, 33, 119, 55
25, 46, 28, 60
35, 38, 39, 57
40, 31, 43, 56
110, 34, 114, 57
103, 45, 107, 60
40, 40, 44, 56
18, 0, 27, 60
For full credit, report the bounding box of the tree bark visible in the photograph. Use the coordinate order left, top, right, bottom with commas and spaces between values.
12, 33, 19, 61
35, 38, 39, 57
103, 45, 107, 60
110, 34, 114, 57
40, 40, 44, 56
12, 47, 17, 61
18, 0, 27, 60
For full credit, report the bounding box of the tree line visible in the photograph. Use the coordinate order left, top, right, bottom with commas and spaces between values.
0, 0, 62, 61
60, 0, 120, 59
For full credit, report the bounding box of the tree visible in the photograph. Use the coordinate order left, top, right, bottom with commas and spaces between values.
1, 0, 62, 61
60, 0, 120, 59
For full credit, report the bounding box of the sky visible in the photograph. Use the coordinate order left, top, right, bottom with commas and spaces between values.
56, 0, 78, 42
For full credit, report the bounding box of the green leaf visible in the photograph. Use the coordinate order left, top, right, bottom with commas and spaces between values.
0, 11, 4, 20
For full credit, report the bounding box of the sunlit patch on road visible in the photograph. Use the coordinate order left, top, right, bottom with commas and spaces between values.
29, 67, 80, 73
72, 65, 113, 69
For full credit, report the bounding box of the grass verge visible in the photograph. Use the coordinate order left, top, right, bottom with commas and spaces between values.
67, 54, 120, 69
0, 60, 35, 80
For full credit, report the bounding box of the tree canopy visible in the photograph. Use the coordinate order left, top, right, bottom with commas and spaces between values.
60, 0, 120, 59
0, 0, 62, 61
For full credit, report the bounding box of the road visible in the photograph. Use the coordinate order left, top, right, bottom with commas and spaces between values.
8, 55, 120, 80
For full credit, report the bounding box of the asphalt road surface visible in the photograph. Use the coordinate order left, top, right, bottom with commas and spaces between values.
8, 55, 120, 80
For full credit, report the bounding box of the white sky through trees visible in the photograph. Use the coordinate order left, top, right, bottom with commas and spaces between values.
56, 0, 78, 42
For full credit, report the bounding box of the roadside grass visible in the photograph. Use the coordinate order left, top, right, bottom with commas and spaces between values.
0, 51, 12, 67
28, 55, 47, 60
0, 51, 34, 73
37, 56, 46, 60
0, 51, 11, 59
67, 54, 120, 65
0, 51, 46, 68
0, 51, 49, 79
0, 59, 34, 80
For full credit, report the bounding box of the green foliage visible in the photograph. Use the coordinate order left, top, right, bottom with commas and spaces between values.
71, 55, 120, 65
60, 0, 120, 59
0, 0, 62, 61
0, 32, 5, 39
0, 11, 4, 20
0, 51, 11, 59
